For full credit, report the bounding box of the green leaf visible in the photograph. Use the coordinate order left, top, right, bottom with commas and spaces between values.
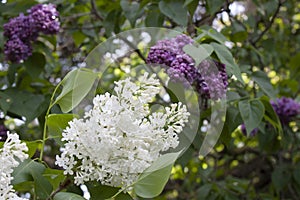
89, 185, 132, 200
121, 0, 143, 27
206, 0, 224, 15
31, 169, 53, 199
2, 88, 46, 123
183, 44, 214, 66
24, 52, 46, 78
54, 192, 85, 200
293, 163, 300, 186
260, 96, 282, 133
26, 140, 42, 158
134, 151, 181, 198
43, 168, 65, 190
272, 165, 291, 191
252, 71, 276, 99
197, 184, 212, 199
211, 42, 243, 83
238, 99, 265, 135
159, 0, 188, 26
54, 69, 98, 113
0, 91, 12, 114
145, 5, 164, 27
12, 159, 45, 185
47, 114, 77, 138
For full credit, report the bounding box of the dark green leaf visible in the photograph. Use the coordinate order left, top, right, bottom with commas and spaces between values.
121, 0, 143, 27
252, 71, 276, 99
206, 0, 224, 14
24, 52, 46, 78
238, 99, 265, 135
12, 159, 45, 185
197, 184, 212, 199
2, 88, 46, 123
31, 169, 53, 199
272, 165, 291, 191
211, 42, 243, 83
43, 168, 65, 190
0, 91, 12, 114
260, 96, 282, 133
159, 0, 188, 26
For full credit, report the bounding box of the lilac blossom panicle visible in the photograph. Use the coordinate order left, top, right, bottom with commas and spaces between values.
3, 13, 38, 41
28, 4, 60, 35
56, 73, 190, 190
146, 34, 228, 100
0, 132, 28, 200
4, 36, 32, 63
0, 123, 8, 142
271, 97, 300, 125
3, 3, 59, 63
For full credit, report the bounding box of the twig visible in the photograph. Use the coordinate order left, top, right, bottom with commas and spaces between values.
250, 0, 283, 44
90, 0, 103, 21
117, 35, 147, 63
47, 178, 71, 200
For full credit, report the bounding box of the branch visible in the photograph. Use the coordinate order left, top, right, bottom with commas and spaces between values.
90, 0, 103, 21
117, 35, 147, 62
250, 0, 283, 45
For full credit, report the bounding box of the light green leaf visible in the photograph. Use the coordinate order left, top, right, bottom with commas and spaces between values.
134, 151, 181, 198
54, 69, 98, 113
211, 42, 243, 83
12, 159, 46, 185
159, 0, 188, 26
47, 114, 77, 138
54, 192, 85, 200
183, 44, 213, 66
252, 70, 276, 99
25, 140, 42, 158
238, 99, 265, 135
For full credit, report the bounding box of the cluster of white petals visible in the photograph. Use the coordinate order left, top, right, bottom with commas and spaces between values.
0, 132, 28, 200
56, 73, 190, 189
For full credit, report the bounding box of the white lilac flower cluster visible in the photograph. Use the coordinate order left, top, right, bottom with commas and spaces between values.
0, 132, 28, 200
56, 73, 190, 189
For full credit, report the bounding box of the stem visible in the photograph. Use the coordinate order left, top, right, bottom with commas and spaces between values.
39, 81, 63, 161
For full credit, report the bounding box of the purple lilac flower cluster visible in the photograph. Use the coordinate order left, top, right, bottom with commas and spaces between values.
271, 97, 300, 125
241, 97, 300, 136
3, 4, 60, 63
0, 124, 8, 142
146, 34, 228, 99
